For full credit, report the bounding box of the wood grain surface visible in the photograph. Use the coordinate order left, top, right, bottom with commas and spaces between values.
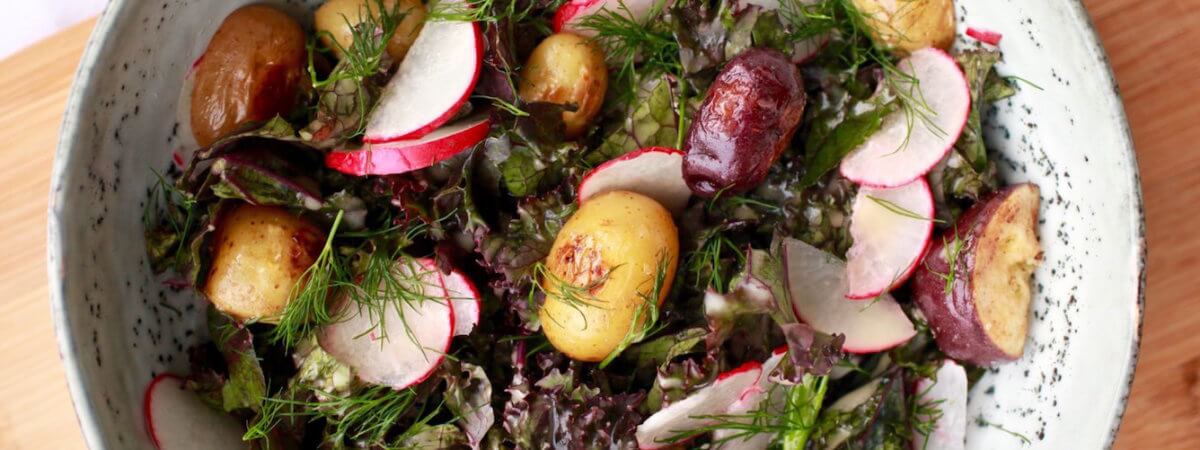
0, 1, 1194, 448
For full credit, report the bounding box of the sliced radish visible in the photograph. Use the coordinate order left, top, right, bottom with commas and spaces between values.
319, 258, 455, 390
441, 264, 482, 336
577, 147, 691, 213
328, 112, 491, 176
363, 10, 483, 143
143, 374, 248, 450
780, 238, 916, 353
966, 27, 1003, 46
913, 360, 968, 450
839, 48, 970, 188
845, 178, 935, 299
711, 349, 788, 450
636, 361, 763, 449
553, 0, 662, 37
822, 379, 882, 449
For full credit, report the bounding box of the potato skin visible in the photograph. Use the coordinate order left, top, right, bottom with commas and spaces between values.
191, 5, 307, 147
314, 0, 427, 62
204, 204, 325, 323
851, 0, 956, 54
911, 184, 1042, 365
539, 191, 679, 362
682, 48, 806, 197
518, 33, 609, 139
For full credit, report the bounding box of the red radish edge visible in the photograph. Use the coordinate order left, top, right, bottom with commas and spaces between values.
553, 0, 661, 37
143, 374, 177, 449
636, 361, 764, 449
966, 27, 1003, 45
844, 178, 935, 299
439, 263, 483, 336
320, 259, 455, 389
363, 20, 484, 143
328, 112, 491, 176
577, 147, 690, 213
839, 48, 971, 188
143, 374, 247, 450
552, 0, 603, 33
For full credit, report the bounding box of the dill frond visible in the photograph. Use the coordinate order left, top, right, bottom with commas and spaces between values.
337, 250, 446, 349
529, 261, 613, 328
245, 385, 434, 446
269, 211, 348, 349
685, 230, 743, 292
599, 252, 673, 368
576, 2, 679, 101
865, 195, 945, 223
427, 0, 537, 24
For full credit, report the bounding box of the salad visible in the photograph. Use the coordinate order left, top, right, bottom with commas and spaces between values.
142, 0, 1044, 448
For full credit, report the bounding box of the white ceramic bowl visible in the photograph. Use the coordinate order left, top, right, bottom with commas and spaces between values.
49, 0, 1145, 448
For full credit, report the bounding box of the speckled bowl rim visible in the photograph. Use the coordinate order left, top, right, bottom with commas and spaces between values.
47, 0, 1146, 449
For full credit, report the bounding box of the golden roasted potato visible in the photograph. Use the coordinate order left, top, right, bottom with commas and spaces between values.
851, 0, 956, 54
539, 191, 679, 362
519, 32, 609, 139
204, 204, 325, 323
314, 0, 427, 62
190, 5, 308, 147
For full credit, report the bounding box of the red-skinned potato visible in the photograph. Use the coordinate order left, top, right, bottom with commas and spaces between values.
912, 183, 1043, 365
314, 0, 427, 63
851, 0, 956, 54
203, 204, 325, 323
191, 5, 307, 147
682, 48, 806, 197
518, 32, 609, 139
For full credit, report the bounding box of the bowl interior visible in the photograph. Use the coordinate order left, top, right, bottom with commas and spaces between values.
49, 0, 1143, 448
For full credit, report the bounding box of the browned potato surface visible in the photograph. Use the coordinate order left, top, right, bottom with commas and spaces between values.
539, 191, 679, 362
204, 204, 325, 323
190, 5, 307, 147
912, 183, 1042, 365
519, 33, 609, 139
851, 0, 956, 54
314, 0, 427, 63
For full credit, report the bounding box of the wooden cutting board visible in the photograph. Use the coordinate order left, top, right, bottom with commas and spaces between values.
0, 1, 1195, 448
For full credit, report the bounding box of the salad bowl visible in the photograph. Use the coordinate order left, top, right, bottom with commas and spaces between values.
49, 0, 1143, 448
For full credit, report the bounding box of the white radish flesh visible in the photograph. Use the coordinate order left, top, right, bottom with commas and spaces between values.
319, 258, 455, 390
328, 112, 491, 176
781, 238, 916, 353
441, 265, 482, 336
711, 349, 789, 449
577, 147, 691, 214
364, 10, 482, 143
845, 178, 935, 299
839, 48, 970, 188
635, 361, 763, 449
554, 0, 662, 37
143, 374, 248, 450
913, 360, 968, 450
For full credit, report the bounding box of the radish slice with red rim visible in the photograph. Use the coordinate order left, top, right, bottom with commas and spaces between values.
442, 265, 482, 336
635, 361, 763, 449
711, 349, 789, 450
553, 0, 662, 37
319, 258, 455, 390
143, 374, 248, 450
966, 27, 1003, 46
364, 8, 483, 143
577, 147, 690, 213
328, 112, 491, 176
839, 48, 970, 188
913, 360, 968, 450
845, 178, 935, 299
781, 238, 916, 353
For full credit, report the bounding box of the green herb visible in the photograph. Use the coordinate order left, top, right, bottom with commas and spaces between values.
800, 102, 895, 188
926, 231, 965, 296
310, 0, 405, 89
577, 2, 680, 102
529, 261, 613, 328
976, 417, 1032, 445
685, 230, 743, 292
866, 195, 945, 223
269, 210, 348, 349
337, 250, 447, 348
428, 0, 537, 23
599, 252, 673, 368
245, 385, 438, 447
910, 381, 946, 450
144, 169, 200, 271
780, 375, 829, 449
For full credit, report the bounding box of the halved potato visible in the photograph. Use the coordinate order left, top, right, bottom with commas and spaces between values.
539, 191, 679, 362
203, 204, 325, 323
912, 183, 1042, 365
851, 0, 956, 54
314, 0, 427, 63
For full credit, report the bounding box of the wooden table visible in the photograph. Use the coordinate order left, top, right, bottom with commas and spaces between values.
0, 1, 1196, 448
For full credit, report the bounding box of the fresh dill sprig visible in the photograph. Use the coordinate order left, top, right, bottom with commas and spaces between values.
657, 374, 829, 447
924, 230, 965, 296
685, 230, 743, 292
975, 417, 1032, 445
269, 211, 348, 349
337, 250, 446, 349
145, 169, 200, 268
866, 195, 945, 223
599, 252, 673, 368
910, 381, 946, 449
474, 94, 529, 117
576, 2, 680, 101
529, 261, 613, 328
244, 385, 436, 446
309, 0, 405, 88
427, 0, 537, 23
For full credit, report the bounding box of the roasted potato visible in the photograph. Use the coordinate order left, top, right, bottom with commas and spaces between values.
911, 183, 1042, 365
519, 32, 609, 139
539, 191, 679, 362
682, 48, 806, 197
851, 0, 956, 54
314, 0, 427, 62
190, 5, 307, 147
204, 204, 325, 323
